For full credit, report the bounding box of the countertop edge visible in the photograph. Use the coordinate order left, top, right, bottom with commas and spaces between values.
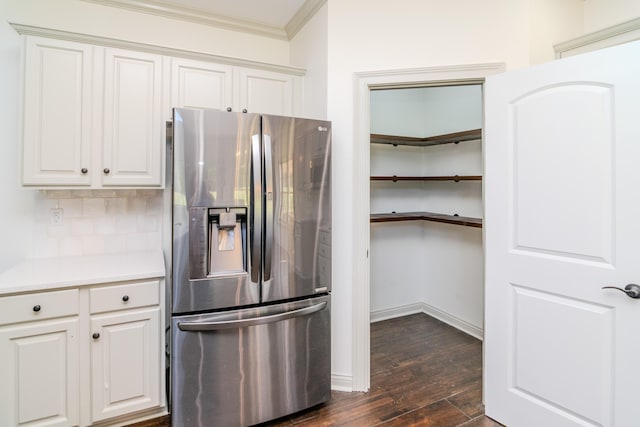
0, 250, 166, 296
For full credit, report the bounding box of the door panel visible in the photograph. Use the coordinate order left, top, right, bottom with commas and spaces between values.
261, 116, 332, 302
171, 296, 330, 427
22, 37, 92, 186
172, 108, 261, 313
237, 68, 294, 115
511, 285, 613, 424
485, 40, 640, 427
171, 58, 233, 111
91, 308, 160, 422
0, 318, 79, 427
511, 83, 613, 263
102, 48, 163, 187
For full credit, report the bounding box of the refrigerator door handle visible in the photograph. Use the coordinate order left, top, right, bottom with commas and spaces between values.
251, 134, 262, 284
177, 301, 327, 331
263, 134, 274, 283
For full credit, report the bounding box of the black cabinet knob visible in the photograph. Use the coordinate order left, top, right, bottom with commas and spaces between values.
226, 107, 232, 112
103, 168, 110, 174
92, 333, 100, 339
242, 109, 247, 113
33, 305, 41, 312
122, 295, 129, 302
81, 168, 88, 174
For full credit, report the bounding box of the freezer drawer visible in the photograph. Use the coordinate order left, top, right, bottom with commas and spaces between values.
171, 295, 331, 427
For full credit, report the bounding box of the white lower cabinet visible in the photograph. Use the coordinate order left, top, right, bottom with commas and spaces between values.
89, 280, 161, 423
0, 289, 80, 427
0, 280, 164, 427
90, 308, 160, 422
0, 318, 80, 427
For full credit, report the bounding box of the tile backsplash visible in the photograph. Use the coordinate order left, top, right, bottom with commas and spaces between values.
33, 189, 165, 258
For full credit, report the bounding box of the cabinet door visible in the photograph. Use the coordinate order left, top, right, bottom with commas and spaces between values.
90, 308, 160, 422
236, 67, 296, 116
102, 48, 163, 187
0, 318, 79, 427
171, 58, 233, 111
22, 37, 92, 186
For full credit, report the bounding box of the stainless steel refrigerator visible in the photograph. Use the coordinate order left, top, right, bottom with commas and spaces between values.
169, 108, 331, 427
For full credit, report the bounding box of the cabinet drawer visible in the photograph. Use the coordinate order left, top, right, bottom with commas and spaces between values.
90, 280, 159, 314
0, 289, 79, 325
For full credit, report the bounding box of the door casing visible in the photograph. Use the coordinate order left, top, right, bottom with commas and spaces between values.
352, 63, 505, 391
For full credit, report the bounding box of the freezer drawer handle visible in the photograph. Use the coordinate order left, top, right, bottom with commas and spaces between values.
177, 301, 327, 331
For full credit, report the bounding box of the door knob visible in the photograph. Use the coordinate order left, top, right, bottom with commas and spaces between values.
601, 284, 640, 299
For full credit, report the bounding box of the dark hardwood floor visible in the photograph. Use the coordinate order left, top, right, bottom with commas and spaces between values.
128, 313, 502, 427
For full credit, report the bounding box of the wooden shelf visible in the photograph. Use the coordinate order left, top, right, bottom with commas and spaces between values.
371, 175, 482, 182
370, 128, 481, 147
370, 211, 483, 228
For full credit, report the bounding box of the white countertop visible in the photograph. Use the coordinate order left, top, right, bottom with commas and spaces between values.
0, 250, 166, 295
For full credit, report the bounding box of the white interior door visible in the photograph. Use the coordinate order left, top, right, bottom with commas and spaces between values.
484, 41, 640, 427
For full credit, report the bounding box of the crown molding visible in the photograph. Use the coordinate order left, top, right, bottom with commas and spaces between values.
285, 0, 326, 39
81, 0, 326, 41
81, 0, 288, 40
10, 23, 306, 76
554, 17, 640, 58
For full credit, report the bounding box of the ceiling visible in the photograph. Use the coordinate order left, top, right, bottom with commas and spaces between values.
84, 0, 325, 40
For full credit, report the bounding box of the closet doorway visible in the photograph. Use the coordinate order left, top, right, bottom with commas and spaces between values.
369, 83, 484, 332
352, 63, 505, 391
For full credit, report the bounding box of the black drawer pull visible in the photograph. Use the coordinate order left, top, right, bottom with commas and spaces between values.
92, 333, 100, 340
33, 305, 41, 312
122, 295, 130, 302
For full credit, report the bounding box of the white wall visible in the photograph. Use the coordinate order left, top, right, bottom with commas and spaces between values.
0, 12, 36, 271
528, 0, 584, 64
290, 2, 328, 119
326, 0, 586, 386
584, 0, 640, 33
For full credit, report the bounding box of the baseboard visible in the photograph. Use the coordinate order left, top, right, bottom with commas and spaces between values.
370, 302, 484, 341
331, 373, 353, 392
370, 302, 424, 323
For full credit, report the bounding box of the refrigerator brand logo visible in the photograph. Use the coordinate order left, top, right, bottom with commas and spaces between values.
318, 126, 328, 132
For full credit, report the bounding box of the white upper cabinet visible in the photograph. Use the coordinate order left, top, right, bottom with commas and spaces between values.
21, 38, 164, 189
171, 58, 233, 111
236, 67, 296, 116
171, 58, 300, 116
102, 48, 163, 187
19, 30, 305, 188
22, 37, 93, 186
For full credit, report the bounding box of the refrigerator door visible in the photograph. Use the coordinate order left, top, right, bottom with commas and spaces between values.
172, 108, 262, 313
261, 115, 332, 302
171, 295, 331, 427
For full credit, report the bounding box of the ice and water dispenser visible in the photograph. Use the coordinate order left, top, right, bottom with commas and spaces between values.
189, 206, 247, 279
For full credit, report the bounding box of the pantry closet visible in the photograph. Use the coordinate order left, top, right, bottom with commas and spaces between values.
369, 84, 484, 338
